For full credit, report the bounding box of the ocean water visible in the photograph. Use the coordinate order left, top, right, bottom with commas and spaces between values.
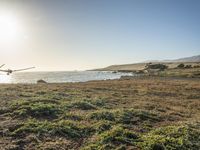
0, 71, 133, 84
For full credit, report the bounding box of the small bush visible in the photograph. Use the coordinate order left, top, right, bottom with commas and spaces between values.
177, 63, 185, 68
91, 99, 106, 107
137, 124, 200, 150
69, 101, 96, 110
83, 126, 139, 149
12, 119, 92, 139
135, 110, 161, 122
185, 65, 192, 68
12, 102, 61, 118
61, 112, 83, 121
146, 64, 168, 71
93, 120, 112, 133
193, 65, 200, 68
89, 110, 115, 121
117, 109, 161, 124
0, 107, 9, 114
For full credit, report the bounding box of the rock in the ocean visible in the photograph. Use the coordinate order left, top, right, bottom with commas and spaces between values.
37, 79, 47, 84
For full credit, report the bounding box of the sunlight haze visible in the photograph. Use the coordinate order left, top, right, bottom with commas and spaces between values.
0, 0, 199, 71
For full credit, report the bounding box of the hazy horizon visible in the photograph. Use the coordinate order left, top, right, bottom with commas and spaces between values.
0, 0, 200, 71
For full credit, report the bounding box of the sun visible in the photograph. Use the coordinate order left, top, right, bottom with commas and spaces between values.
0, 13, 20, 42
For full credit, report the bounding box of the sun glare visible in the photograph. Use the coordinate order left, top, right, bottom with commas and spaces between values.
0, 13, 20, 42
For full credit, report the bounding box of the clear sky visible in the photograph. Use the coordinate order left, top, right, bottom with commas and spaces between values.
0, 0, 199, 71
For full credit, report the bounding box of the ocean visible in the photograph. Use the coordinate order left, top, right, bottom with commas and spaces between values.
0, 71, 133, 84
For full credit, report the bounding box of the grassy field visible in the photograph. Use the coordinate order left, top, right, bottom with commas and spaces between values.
157, 67, 200, 78
0, 77, 200, 149
95, 62, 200, 78
94, 62, 200, 71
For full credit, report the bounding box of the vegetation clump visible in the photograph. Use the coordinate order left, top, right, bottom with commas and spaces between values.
91, 99, 106, 107
1, 77, 200, 149
177, 63, 185, 68
93, 120, 112, 133
146, 64, 168, 71
89, 110, 115, 121
11, 100, 61, 118
61, 112, 83, 121
185, 65, 192, 68
83, 126, 139, 149
100, 126, 138, 145
69, 101, 96, 110
177, 63, 192, 69
137, 124, 200, 150
12, 119, 92, 139
117, 109, 161, 124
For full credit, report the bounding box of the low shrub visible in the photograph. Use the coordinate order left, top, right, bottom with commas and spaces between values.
93, 120, 112, 133
146, 64, 168, 71
12, 119, 92, 139
89, 110, 115, 121
100, 126, 138, 145
137, 124, 200, 150
69, 101, 96, 110
185, 65, 192, 68
83, 126, 139, 149
177, 63, 185, 68
117, 109, 161, 124
91, 99, 106, 107
12, 102, 61, 118
61, 112, 83, 121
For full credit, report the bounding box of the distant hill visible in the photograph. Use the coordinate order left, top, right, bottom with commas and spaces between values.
94, 55, 200, 71
143, 55, 200, 63
172, 55, 200, 62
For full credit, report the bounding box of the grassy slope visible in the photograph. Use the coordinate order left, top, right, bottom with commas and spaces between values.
95, 62, 200, 79
94, 62, 200, 71
0, 77, 200, 149
158, 68, 200, 78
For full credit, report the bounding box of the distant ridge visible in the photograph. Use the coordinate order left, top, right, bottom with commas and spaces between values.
172, 55, 200, 62
93, 55, 200, 71
143, 55, 200, 63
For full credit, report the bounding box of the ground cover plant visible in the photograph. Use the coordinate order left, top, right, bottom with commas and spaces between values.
0, 77, 200, 149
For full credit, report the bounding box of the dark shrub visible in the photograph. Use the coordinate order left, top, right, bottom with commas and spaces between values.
89, 110, 115, 121
152, 143, 165, 150
100, 126, 138, 145
185, 65, 192, 68
12, 119, 92, 139
69, 101, 96, 110
93, 120, 112, 133
11, 101, 61, 118
177, 63, 185, 68
146, 64, 168, 71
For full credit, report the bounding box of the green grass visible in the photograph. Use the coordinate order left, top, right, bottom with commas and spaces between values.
83, 124, 200, 150
83, 126, 139, 150
1, 78, 200, 149
89, 110, 116, 121
158, 68, 200, 78
6, 99, 198, 149
137, 124, 200, 150
12, 119, 93, 139
92, 120, 112, 134
117, 109, 161, 124
10, 100, 62, 118
68, 100, 97, 110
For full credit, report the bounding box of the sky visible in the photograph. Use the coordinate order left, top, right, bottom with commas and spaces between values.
0, 0, 199, 71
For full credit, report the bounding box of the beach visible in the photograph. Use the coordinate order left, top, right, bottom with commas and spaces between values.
1, 77, 200, 149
